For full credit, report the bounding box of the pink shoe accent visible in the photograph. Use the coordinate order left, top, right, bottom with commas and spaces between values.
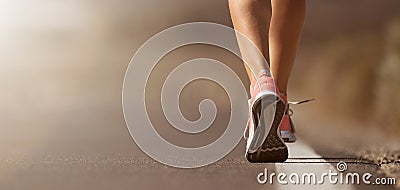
279, 94, 293, 132
249, 72, 280, 105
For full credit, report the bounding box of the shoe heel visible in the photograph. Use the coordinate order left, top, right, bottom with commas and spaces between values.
246, 99, 288, 163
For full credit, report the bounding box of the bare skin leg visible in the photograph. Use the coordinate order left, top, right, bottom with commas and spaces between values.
228, 0, 271, 86
269, 0, 306, 94
228, 0, 306, 94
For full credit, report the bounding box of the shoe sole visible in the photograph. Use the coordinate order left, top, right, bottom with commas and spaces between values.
246, 95, 288, 163
281, 131, 296, 143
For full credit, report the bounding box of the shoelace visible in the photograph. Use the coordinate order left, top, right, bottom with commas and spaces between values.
288, 98, 316, 105
287, 98, 316, 116
286, 99, 315, 133
243, 98, 315, 139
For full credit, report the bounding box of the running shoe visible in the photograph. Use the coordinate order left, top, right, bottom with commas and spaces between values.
279, 94, 296, 143
244, 70, 288, 163
280, 98, 316, 143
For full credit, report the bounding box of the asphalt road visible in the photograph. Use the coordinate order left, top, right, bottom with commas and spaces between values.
0, 132, 397, 190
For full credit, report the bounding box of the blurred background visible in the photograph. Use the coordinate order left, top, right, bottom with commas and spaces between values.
0, 0, 400, 189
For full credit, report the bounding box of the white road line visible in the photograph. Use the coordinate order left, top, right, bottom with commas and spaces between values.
273, 139, 355, 190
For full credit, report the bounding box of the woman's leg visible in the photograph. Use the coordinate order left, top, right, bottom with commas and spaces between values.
269, 0, 306, 94
228, 0, 271, 85
228, 0, 306, 162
